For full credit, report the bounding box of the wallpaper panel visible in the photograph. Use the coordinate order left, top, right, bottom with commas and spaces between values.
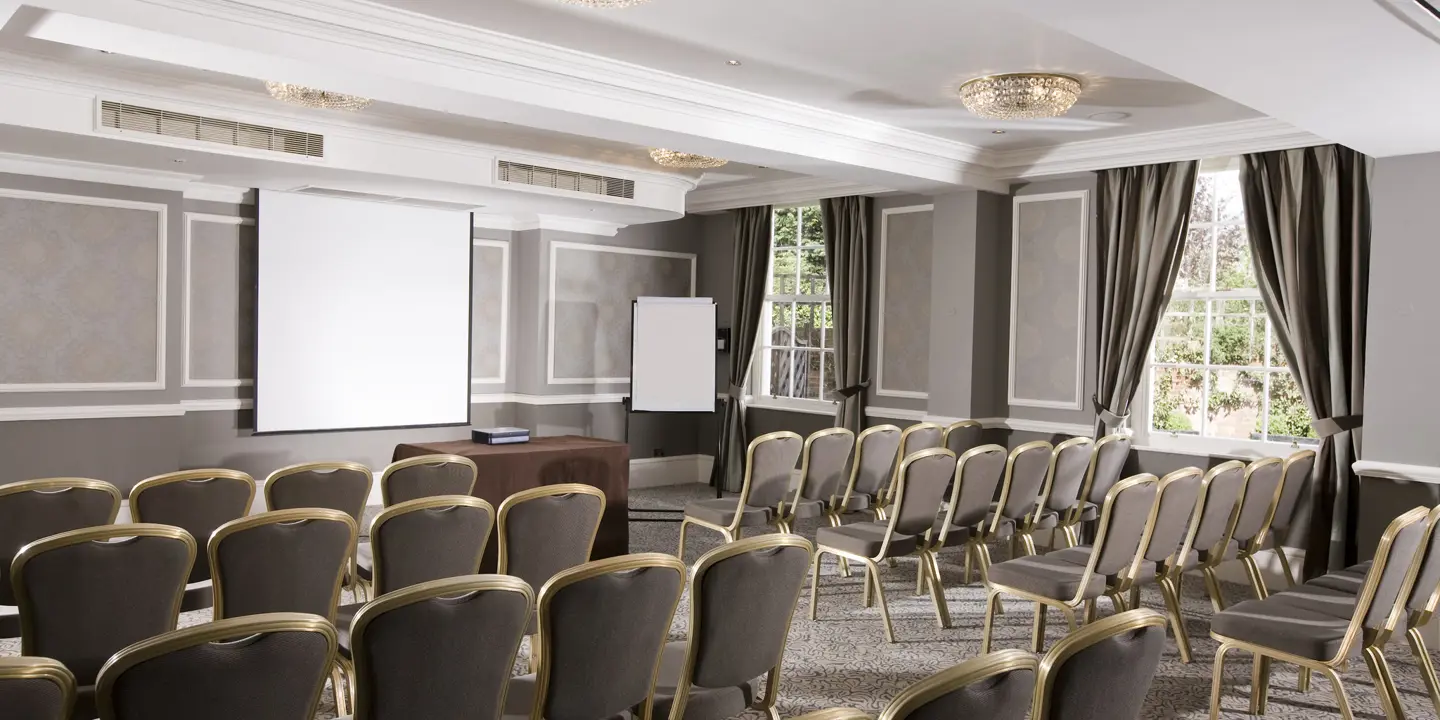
1011, 195, 1085, 407
471, 243, 507, 380
0, 194, 162, 386
188, 220, 256, 383
880, 210, 934, 394
551, 243, 695, 382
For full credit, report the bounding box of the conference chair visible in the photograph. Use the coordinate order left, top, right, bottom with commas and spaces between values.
797, 650, 1037, 720
678, 431, 803, 556
1259, 448, 1318, 588
0, 657, 76, 720
915, 444, 1008, 606
1027, 437, 1094, 550
127, 468, 256, 611
348, 576, 534, 720
1222, 457, 1286, 601
94, 613, 336, 720
941, 419, 985, 457
1032, 609, 1169, 720
208, 508, 356, 622
827, 425, 903, 579
0, 477, 122, 638
1180, 460, 1248, 613
506, 554, 687, 720
873, 422, 943, 519
786, 711, 871, 720
263, 460, 372, 598
378, 454, 478, 507
811, 448, 956, 642
1070, 433, 1133, 527
653, 535, 812, 720
1209, 505, 1434, 720
11, 523, 195, 720
985, 440, 1053, 558
776, 428, 855, 534
981, 474, 1158, 654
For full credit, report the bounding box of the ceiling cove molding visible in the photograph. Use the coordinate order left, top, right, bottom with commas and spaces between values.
471, 213, 626, 237
183, 184, 254, 204
1354, 459, 1440, 486
0, 150, 198, 191
687, 176, 895, 214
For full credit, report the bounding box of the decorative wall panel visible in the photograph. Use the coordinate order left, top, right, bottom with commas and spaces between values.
1009, 191, 1087, 409
877, 206, 934, 398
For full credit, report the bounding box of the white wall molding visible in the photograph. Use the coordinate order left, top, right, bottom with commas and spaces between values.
0, 404, 187, 421
469, 392, 629, 405
184, 184, 254, 204
0, 150, 198, 192
1008, 190, 1088, 411
469, 238, 510, 385
182, 212, 257, 389
865, 406, 929, 422
1353, 460, 1440, 485
875, 204, 934, 401
180, 398, 254, 412
630, 454, 713, 489
687, 177, 895, 214
977, 417, 1094, 437
0, 188, 167, 393
472, 213, 629, 237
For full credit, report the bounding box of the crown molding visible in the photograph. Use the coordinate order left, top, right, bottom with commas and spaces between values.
0, 150, 198, 191
1354, 459, 1440, 485
687, 176, 896, 214
183, 184, 254, 204
471, 213, 626, 236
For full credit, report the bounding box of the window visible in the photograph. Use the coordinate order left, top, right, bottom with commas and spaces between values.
752, 205, 835, 409
1144, 169, 1316, 451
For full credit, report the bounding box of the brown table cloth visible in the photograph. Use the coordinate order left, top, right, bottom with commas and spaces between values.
392, 435, 629, 572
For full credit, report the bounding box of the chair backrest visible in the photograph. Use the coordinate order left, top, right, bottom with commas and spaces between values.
352, 576, 533, 720
939, 445, 1008, 542
675, 535, 811, 717
379, 454, 478, 507
1229, 458, 1284, 548
886, 423, 945, 500
847, 425, 902, 497
532, 554, 686, 720
263, 461, 372, 523
1190, 461, 1247, 556
370, 496, 493, 596
0, 657, 75, 720
95, 613, 336, 720
1081, 434, 1133, 507
1136, 468, 1205, 566
1033, 609, 1168, 720
1406, 506, 1440, 616
1269, 449, 1317, 537
793, 428, 856, 507
887, 449, 958, 539
129, 469, 256, 584
1086, 475, 1160, 579
1039, 437, 1094, 515
740, 431, 804, 509
12, 524, 195, 685
992, 441, 1054, 522
0, 478, 122, 605
876, 649, 1036, 720
208, 508, 356, 622
496, 484, 606, 594
1354, 507, 1433, 636
942, 421, 985, 458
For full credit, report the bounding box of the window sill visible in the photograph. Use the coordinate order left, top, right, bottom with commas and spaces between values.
1134, 433, 1316, 460
744, 396, 838, 417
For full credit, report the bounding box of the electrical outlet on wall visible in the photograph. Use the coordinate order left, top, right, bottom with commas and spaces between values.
653, 449, 664, 457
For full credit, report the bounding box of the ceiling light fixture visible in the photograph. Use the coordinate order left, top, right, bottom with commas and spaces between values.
265, 81, 372, 111
959, 73, 1082, 120
649, 149, 728, 169
726, 60, 742, 66
991, 130, 1006, 135
557, 0, 652, 8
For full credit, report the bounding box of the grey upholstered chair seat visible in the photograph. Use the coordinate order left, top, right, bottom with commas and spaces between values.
1211, 595, 1354, 660
356, 542, 373, 580
929, 520, 975, 544
1266, 584, 1360, 618
1048, 546, 1198, 583
179, 579, 214, 613
649, 639, 756, 720
682, 499, 772, 528
1078, 502, 1099, 521
785, 497, 830, 520
334, 602, 364, 658
979, 513, 1018, 539
1306, 562, 1371, 594
814, 522, 917, 557
985, 554, 1107, 600
0, 604, 16, 638
836, 492, 876, 512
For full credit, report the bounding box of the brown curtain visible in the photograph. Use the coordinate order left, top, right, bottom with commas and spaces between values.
711, 206, 773, 493
1241, 144, 1370, 576
1094, 161, 1200, 438
820, 196, 872, 434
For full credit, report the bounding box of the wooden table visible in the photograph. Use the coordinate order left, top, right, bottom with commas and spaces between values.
392, 435, 629, 572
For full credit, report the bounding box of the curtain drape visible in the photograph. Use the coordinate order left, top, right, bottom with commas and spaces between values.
820, 196, 872, 434
1241, 144, 1370, 576
712, 205, 773, 493
1094, 161, 1200, 438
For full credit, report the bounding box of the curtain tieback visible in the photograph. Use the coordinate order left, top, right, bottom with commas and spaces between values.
1312, 414, 1363, 438
1091, 395, 1129, 426
726, 384, 746, 401
829, 380, 870, 401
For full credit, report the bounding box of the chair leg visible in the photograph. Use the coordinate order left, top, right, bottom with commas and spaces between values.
1202, 566, 1227, 613
963, 542, 973, 585
973, 542, 1003, 616
862, 562, 874, 608
865, 559, 896, 643
1298, 668, 1311, 693
1020, 533, 1038, 557
1107, 592, 1128, 614
981, 591, 1001, 653
915, 554, 928, 596
809, 550, 823, 620
1242, 555, 1270, 601
1275, 547, 1298, 588
1318, 666, 1354, 720
1159, 577, 1193, 664
1209, 642, 1235, 720
1250, 654, 1271, 715
1409, 625, 1440, 718
1363, 646, 1405, 720
330, 664, 349, 716
1129, 585, 1141, 610
677, 519, 690, 558
924, 552, 951, 629
1084, 598, 1098, 624
1031, 603, 1047, 654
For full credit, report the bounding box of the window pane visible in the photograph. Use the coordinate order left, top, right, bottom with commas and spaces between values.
770, 349, 797, 398
821, 303, 835, 349
1269, 328, 1290, 368
1151, 367, 1203, 434
799, 247, 828, 295
1206, 370, 1264, 440
799, 350, 823, 400
771, 250, 797, 294
795, 301, 824, 348
1215, 172, 1244, 223
1267, 371, 1316, 443
822, 350, 836, 394
770, 302, 794, 346
1214, 224, 1256, 291
1177, 227, 1213, 291
773, 208, 797, 247
1192, 174, 1216, 223
1153, 300, 1205, 364
1209, 300, 1266, 366
801, 205, 825, 246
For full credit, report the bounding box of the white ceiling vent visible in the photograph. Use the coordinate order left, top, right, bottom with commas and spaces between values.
290, 186, 480, 212
498, 160, 634, 200
99, 100, 324, 158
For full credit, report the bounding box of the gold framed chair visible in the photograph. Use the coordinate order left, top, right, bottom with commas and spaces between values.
94, 613, 336, 720
786, 650, 1036, 720
873, 422, 944, 520
377, 454, 478, 507
1208, 505, 1435, 720
208, 508, 356, 623
914, 444, 1008, 601
980, 441, 1053, 560
1032, 609, 1169, 720
655, 534, 812, 720
264, 460, 373, 599
1178, 460, 1248, 613
1067, 433, 1133, 530
980, 474, 1159, 654
128, 469, 256, 612
1027, 437, 1094, 551
1223, 457, 1286, 601
811, 448, 957, 642
786, 711, 873, 720
1253, 448, 1318, 589
777, 428, 856, 534
828, 425, 903, 528
678, 431, 803, 556
941, 419, 985, 457
0, 656, 76, 720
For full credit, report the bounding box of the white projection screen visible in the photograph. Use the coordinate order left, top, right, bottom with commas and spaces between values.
631, 297, 717, 412
255, 190, 472, 433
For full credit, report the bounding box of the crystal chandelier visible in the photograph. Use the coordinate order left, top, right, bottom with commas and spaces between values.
649, 149, 728, 169
958, 73, 1082, 120
557, 0, 651, 7
265, 81, 372, 111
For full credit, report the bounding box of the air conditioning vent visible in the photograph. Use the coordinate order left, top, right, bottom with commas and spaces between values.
99, 100, 324, 158
289, 186, 480, 212
498, 160, 634, 200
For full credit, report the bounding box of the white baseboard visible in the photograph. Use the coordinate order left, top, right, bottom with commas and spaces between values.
630, 454, 713, 489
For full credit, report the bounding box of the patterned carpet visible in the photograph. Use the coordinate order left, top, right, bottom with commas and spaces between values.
6, 486, 1436, 719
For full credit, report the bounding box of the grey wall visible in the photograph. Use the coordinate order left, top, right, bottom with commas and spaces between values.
872, 197, 933, 401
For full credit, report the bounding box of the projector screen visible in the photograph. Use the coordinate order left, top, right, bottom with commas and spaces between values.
631, 297, 717, 412
255, 190, 472, 433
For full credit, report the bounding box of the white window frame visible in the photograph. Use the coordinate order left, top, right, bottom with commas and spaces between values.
748, 204, 838, 415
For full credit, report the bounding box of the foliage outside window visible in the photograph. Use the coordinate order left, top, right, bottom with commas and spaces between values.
753, 205, 835, 405
1146, 170, 1316, 447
